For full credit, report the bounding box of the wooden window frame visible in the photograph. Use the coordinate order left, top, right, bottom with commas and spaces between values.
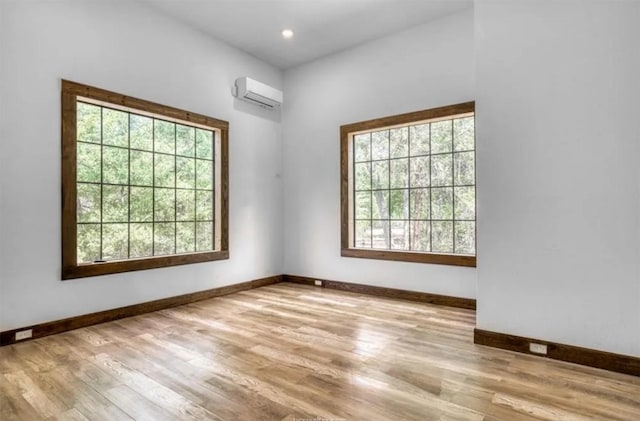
340, 102, 476, 267
61, 80, 229, 280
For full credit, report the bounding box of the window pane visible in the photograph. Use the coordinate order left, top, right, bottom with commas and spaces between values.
176, 189, 195, 221
154, 222, 175, 255
371, 130, 389, 160
196, 159, 213, 190
346, 107, 475, 258
389, 128, 408, 158
176, 222, 196, 253
130, 223, 153, 258
431, 120, 452, 154
77, 142, 101, 183
455, 221, 475, 254
176, 157, 195, 189
102, 223, 128, 260
77, 224, 100, 263
454, 117, 474, 151
354, 134, 370, 162
410, 188, 430, 220
432, 187, 453, 220
372, 161, 389, 190
103, 109, 128, 147
195, 129, 213, 159
371, 190, 389, 219
372, 220, 390, 249
390, 221, 409, 250
154, 120, 175, 154
409, 124, 429, 156
130, 114, 153, 151
77, 183, 101, 223
354, 162, 371, 191
454, 186, 475, 220
390, 158, 408, 188
77, 103, 101, 144
196, 190, 213, 221
409, 156, 429, 187
102, 146, 128, 185
432, 221, 453, 253
176, 124, 195, 157
354, 220, 371, 248
390, 189, 408, 220
154, 188, 175, 222
431, 154, 452, 186
196, 221, 213, 251
130, 150, 153, 186
130, 187, 153, 222
355, 191, 371, 219
454, 151, 474, 186
154, 153, 175, 188
410, 221, 430, 252
103, 185, 128, 223
69, 90, 224, 276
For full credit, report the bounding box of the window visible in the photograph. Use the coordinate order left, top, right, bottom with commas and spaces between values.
341, 102, 475, 267
61, 80, 228, 279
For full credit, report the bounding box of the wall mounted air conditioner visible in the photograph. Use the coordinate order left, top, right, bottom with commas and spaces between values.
233, 77, 283, 110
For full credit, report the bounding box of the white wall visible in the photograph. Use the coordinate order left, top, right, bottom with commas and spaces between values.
0, 0, 284, 330
475, 0, 640, 356
282, 10, 476, 299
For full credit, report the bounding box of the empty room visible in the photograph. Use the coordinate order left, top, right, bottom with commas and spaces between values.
1, 0, 639, 419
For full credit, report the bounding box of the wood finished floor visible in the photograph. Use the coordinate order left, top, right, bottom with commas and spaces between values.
1, 283, 639, 421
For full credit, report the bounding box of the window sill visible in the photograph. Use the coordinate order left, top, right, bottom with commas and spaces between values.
62, 250, 229, 280
341, 248, 476, 267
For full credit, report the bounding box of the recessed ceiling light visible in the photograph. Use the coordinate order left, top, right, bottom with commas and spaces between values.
281, 29, 294, 39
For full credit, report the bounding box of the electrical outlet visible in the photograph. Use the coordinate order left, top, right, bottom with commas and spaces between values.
529, 342, 547, 355
15, 329, 33, 341
314, 280, 322, 286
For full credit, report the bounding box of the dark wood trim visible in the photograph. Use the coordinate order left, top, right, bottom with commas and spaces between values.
341, 248, 476, 267
0, 275, 282, 347
61, 89, 78, 271
474, 329, 640, 377
340, 101, 477, 267
283, 275, 476, 310
61, 80, 229, 280
62, 251, 230, 279
341, 101, 475, 135
340, 123, 350, 251
61, 80, 228, 129
220, 126, 229, 251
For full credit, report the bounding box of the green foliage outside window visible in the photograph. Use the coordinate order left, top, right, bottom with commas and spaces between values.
353, 116, 475, 255
76, 102, 215, 263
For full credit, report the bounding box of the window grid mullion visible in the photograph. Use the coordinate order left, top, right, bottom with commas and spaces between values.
174, 124, 177, 254
387, 130, 391, 249
151, 119, 155, 257
127, 113, 131, 259
451, 122, 456, 254
408, 128, 412, 251
428, 124, 433, 252
99, 107, 104, 261
352, 137, 356, 247
369, 134, 373, 247
194, 129, 198, 251
76, 139, 213, 162
355, 184, 474, 192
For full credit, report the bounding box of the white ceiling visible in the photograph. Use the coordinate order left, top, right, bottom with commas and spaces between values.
142, 0, 473, 69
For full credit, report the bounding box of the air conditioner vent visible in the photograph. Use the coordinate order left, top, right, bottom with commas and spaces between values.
234, 77, 283, 109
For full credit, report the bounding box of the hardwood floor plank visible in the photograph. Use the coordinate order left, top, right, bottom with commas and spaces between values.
101, 384, 178, 421
1, 282, 638, 420
5, 369, 72, 419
